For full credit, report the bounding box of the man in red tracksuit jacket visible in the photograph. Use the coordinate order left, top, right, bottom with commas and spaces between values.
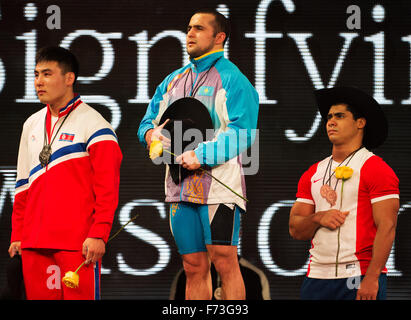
8, 46, 122, 300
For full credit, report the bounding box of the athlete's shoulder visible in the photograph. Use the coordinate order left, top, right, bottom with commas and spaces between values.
24, 106, 47, 127
216, 57, 245, 79
362, 153, 395, 174
216, 57, 256, 96
76, 99, 110, 118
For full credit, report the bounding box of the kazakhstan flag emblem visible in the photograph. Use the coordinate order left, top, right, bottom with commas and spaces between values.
197, 86, 214, 96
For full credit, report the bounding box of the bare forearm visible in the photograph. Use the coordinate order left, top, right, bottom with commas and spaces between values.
290, 208, 350, 240
289, 212, 323, 240
357, 199, 398, 300
365, 224, 396, 279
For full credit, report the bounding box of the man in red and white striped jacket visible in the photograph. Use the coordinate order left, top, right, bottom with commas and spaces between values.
8, 46, 122, 300
289, 87, 399, 300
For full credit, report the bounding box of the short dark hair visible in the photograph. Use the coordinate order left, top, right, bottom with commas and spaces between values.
333, 102, 365, 120
35, 46, 79, 85
193, 9, 230, 45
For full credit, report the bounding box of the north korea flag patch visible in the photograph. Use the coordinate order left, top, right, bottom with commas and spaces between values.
59, 133, 75, 142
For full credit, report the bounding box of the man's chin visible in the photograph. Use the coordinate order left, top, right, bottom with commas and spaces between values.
187, 48, 205, 59
187, 51, 199, 59
38, 97, 48, 104
328, 136, 339, 145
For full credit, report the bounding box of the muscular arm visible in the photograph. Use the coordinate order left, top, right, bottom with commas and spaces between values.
289, 201, 349, 241
289, 202, 317, 240
356, 198, 399, 300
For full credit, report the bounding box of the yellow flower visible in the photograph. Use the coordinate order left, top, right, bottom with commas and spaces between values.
62, 260, 85, 289
62, 271, 79, 289
149, 139, 163, 160
334, 166, 353, 180
334, 165, 353, 277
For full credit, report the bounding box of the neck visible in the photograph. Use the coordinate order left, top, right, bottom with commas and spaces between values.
332, 143, 362, 162
193, 48, 223, 61
48, 92, 75, 117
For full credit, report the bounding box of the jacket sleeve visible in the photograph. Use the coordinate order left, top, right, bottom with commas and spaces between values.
86, 129, 122, 243
11, 121, 30, 243
194, 70, 259, 167
137, 70, 181, 149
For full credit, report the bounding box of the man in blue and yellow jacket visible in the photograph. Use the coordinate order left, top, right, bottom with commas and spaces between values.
138, 9, 259, 300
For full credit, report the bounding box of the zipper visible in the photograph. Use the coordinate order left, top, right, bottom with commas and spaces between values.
45, 116, 60, 172
189, 65, 199, 96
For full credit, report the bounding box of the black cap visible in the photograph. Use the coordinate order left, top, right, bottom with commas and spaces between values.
159, 97, 213, 184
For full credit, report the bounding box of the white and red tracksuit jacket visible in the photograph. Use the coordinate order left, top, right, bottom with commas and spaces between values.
11, 95, 122, 250
296, 147, 399, 279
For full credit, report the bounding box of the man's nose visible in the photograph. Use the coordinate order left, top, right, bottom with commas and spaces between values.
35, 75, 43, 86
187, 28, 195, 38
327, 117, 336, 127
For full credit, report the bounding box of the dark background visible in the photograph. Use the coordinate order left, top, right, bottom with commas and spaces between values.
0, 0, 410, 299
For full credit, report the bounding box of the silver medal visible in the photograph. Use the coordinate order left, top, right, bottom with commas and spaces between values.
39, 144, 52, 167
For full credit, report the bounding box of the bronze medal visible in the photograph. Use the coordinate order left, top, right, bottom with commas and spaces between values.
320, 184, 330, 198
320, 185, 337, 206
326, 189, 337, 207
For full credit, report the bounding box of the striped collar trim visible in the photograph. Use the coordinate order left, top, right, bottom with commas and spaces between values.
47, 94, 82, 118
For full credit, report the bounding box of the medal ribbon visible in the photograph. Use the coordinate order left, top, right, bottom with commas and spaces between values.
320, 146, 363, 206
40, 97, 81, 167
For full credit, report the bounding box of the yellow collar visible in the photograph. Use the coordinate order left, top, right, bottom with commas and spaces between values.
194, 49, 224, 61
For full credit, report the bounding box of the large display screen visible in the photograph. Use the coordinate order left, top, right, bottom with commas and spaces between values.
0, 0, 410, 300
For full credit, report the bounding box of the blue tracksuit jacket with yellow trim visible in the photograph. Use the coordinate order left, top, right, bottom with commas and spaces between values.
138, 50, 259, 211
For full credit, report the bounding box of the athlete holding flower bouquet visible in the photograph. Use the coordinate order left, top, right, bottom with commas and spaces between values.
289, 87, 399, 300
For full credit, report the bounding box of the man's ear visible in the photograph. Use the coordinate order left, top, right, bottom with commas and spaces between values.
65, 72, 75, 86
357, 117, 366, 129
215, 32, 226, 45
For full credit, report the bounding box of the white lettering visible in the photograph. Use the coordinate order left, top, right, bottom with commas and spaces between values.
16, 30, 38, 103
60, 30, 122, 83
0, 57, 5, 94
258, 200, 309, 276
364, 31, 393, 104
401, 35, 411, 104
285, 32, 358, 141
0, 168, 16, 219
117, 199, 170, 276
245, 0, 292, 104
128, 30, 188, 104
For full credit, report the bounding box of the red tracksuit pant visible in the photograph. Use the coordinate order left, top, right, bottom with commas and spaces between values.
21, 248, 101, 300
